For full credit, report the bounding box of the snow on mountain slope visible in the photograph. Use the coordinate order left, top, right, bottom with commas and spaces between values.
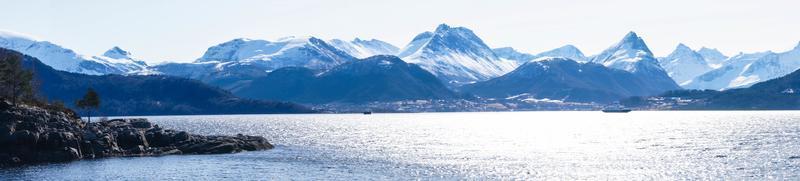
398, 24, 518, 85
494, 45, 587, 63
327, 38, 399, 58
0, 30, 147, 75
195, 36, 354, 70
589, 31, 680, 91
96, 46, 152, 74
697, 47, 728, 68
102, 46, 134, 60
492, 47, 537, 62
535, 45, 588, 62
462, 57, 671, 103
590, 32, 661, 72
683, 42, 800, 90
658, 43, 713, 85
152, 36, 357, 89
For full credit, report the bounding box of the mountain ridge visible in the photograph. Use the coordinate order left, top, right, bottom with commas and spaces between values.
0, 48, 313, 116
398, 24, 518, 85
462, 57, 676, 103
236, 55, 460, 103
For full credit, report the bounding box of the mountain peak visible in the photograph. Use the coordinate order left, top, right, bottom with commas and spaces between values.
697, 47, 728, 62
103, 46, 132, 59
536, 45, 587, 62
623, 31, 640, 41
433, 24, 472, 36
675, 43, 693, 52
615, 31, 653, 55
398, 24, 517, 84
589, 31, 673, 86
553, 44, 583, 54
435, 24, 452, 31
559, 44, 579, 50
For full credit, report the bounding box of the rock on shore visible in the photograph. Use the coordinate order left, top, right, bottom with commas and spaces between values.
0, 100, 273, 166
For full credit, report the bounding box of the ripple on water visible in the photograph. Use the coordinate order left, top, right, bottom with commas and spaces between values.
1, 111, 800, 179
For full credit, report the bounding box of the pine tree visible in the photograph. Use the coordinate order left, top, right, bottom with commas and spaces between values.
76, 88, 101, 122
0, 54, 34, 105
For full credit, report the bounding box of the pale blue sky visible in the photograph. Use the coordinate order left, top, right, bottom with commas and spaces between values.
2, 0, 799, 63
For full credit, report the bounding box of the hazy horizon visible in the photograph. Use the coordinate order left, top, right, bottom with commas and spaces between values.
2, 0, 799, 63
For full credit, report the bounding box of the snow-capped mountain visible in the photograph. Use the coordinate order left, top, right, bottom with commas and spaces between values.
0, 30, 147, 75
103, 46, 134, 60
327, 38, 399, 58
658, 43, 713, 85
195, 36, 354, 70
589, 31, 680, 91
492, 47, 537, 62
462, 57, 671, 103
153, 36, 356, 89
697, 47, 728, 67
535, 45, 588, 62
683, 42, 800, 90
398, 24, 518, 85
494, 45, 587, 63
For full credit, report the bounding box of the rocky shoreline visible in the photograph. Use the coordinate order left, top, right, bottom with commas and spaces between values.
0, 101, 273, 167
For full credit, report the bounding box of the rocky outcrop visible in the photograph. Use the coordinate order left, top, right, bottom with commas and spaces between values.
0, 100, 273, 166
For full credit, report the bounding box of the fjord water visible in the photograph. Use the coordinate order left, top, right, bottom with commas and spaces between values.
3, 111, 800, 179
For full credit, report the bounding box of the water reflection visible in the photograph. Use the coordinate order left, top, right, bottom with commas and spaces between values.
2, 111, 800, 179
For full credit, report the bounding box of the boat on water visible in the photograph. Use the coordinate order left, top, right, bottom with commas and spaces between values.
363, 111, 372, 115
602, 102, 631, 113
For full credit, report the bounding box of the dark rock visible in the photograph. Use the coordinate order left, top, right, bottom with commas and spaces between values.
205, 143, 238, 154
128, 145, 146, 154
159, 149, 182, 156
0, 124, 14, 143
0, 101, 274, 167
130, 119, 152, 129
37, 147, 82, 162
117, 129, 148, 149
174, 131, 191, 142
12, 130, 38, 145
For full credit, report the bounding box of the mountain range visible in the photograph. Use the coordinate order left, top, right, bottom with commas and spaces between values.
152, 36, 357, 90
682, 42, 800, 90
0, 48, 313, 116
4, 25, 800, 108
462, 57, 672, 103
462, 32, 681, 103
658, 43, 714, 85
236, 55, 459, 103
626, 65, 800, 110
0, 31, 148, 75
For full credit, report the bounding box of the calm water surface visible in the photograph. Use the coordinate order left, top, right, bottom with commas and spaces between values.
2, 111, 800, 180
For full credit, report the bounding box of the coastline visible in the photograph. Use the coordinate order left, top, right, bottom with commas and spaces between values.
0, 100, 274, 167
